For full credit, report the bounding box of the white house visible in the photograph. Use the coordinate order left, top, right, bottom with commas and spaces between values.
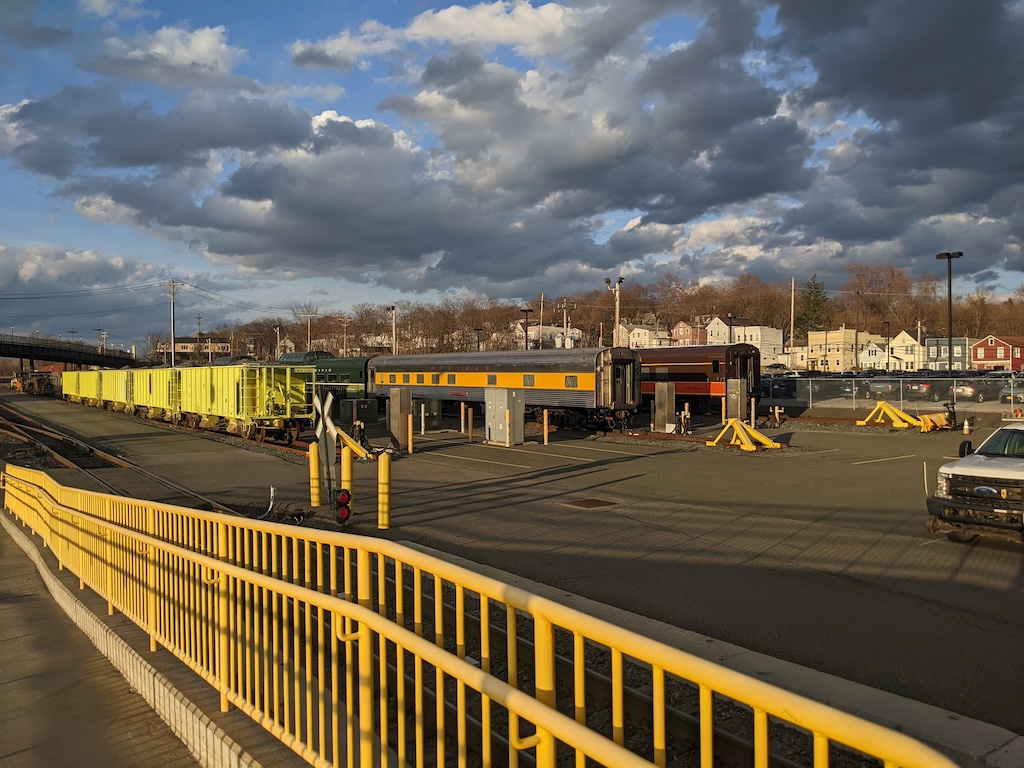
617, 322, 671, 348
705, 316, 785, 365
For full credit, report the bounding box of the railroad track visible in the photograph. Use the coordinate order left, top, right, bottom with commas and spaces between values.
0, 402, 251, 516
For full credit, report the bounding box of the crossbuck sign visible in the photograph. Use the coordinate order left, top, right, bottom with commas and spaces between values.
312, 390, 337, 489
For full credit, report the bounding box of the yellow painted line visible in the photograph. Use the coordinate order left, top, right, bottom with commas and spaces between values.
851, 454, 916, 465
484, 445, 596, 463
423, 451, 531, 469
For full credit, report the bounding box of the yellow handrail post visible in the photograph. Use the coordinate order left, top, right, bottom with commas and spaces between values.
377, 452, 391, 530
354, 548, 375, 765
468, 407, 474, 443
105, 497, 114, 616
308, 441, 321, 507
216, 520, 230, 713
146, 504, 158, 652
534, 615, 557, 765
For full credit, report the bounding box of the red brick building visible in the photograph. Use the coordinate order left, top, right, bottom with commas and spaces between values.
971, 335, 1024, 371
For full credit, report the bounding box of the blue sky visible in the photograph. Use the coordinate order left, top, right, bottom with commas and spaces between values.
1, 0, 1021, 349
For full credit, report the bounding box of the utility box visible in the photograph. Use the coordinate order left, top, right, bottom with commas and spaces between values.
389, 388, 412, 450
485, 389, 525, 445
653, 382, 677, 433
330, 397, 376, 428
726, 378, 750, 421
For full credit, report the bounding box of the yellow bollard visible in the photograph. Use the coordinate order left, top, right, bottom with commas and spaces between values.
468, 407, 474, 443
406, 413, 414, 454
460, 401, 466, 433
505, 408, 511, 447
377, 452, 391, 529
309, 441, 321, 507
543, 408, 549, 446
340, 444, 353, 512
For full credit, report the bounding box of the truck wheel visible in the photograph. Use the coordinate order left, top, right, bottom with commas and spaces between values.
946, 530, 978, 544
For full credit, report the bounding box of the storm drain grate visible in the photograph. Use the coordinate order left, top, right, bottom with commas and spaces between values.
562, 498, 617, 509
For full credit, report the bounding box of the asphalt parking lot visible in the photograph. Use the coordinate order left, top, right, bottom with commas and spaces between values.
3, 392, 1023, 760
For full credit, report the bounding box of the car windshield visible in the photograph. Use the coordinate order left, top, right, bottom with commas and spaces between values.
976, 428, 1024, 458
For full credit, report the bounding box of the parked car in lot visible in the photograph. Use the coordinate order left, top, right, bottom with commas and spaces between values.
811, 374, 853, 398
1000, 382, 1024, 404
950, 377, 1005, 402
762, 376, 798, 398
859, 377, 902, 399
905, 377, 950, 401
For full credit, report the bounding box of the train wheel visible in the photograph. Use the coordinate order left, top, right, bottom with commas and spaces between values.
241, 424, 256, 440
286, 423, 299, 444
256, 426, 268, 443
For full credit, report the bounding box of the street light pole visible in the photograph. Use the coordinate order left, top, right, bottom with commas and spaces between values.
936, 252, 963, 372
605, 276, 624, 346
387, 306, 397, 354
520, 309, 534, 350
473, 327, 483, 351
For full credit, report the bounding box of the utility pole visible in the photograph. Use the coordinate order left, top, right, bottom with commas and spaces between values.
340, 316, 350, 357
539, 293, 545, 349
195, 314, 203, 362
556, 299, 576, 348
93, 326, 104, 353
300, 313, 317, 351
167, 280, 177, 367
789, 277, 795, 359
274, 326, 280, 360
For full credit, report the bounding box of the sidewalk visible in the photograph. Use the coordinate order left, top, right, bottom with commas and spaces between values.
0, 510, 305, 768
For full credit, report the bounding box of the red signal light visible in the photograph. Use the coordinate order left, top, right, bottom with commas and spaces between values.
336, 488, 352, 525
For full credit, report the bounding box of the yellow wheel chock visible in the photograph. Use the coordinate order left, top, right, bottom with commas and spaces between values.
706, 419, 783, 451
856, 401, 922, 429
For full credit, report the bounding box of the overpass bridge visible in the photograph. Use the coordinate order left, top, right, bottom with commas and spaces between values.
0, 333, 140, 369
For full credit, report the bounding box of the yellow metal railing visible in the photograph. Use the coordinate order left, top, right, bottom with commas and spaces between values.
3, 464, 957, 768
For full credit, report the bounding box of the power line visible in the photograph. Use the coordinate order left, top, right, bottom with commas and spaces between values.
0, 280, 167, 299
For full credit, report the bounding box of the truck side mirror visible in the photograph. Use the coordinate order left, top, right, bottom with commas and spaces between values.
958, 440, 973, 458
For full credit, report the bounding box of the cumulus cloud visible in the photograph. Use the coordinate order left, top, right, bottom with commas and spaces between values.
291, 0, 594, 70
1, 0, 1021, 315
85, 25, 246, 87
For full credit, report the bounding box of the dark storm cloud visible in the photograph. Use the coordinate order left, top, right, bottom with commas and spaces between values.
773, 0, 1021, 126
6, 87, 122, 178
87, 97, 312, 167
0, 0, 72, 50
4, 88, 311, 175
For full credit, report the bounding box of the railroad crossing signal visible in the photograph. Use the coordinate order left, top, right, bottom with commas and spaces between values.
312, 390, 337, 489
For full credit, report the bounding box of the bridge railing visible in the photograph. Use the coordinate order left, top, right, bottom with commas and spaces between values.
3, 463, 957, 768
1, 333, 135, 360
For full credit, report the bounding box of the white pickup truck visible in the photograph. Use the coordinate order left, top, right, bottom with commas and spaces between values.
927, 422, 1024, 544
